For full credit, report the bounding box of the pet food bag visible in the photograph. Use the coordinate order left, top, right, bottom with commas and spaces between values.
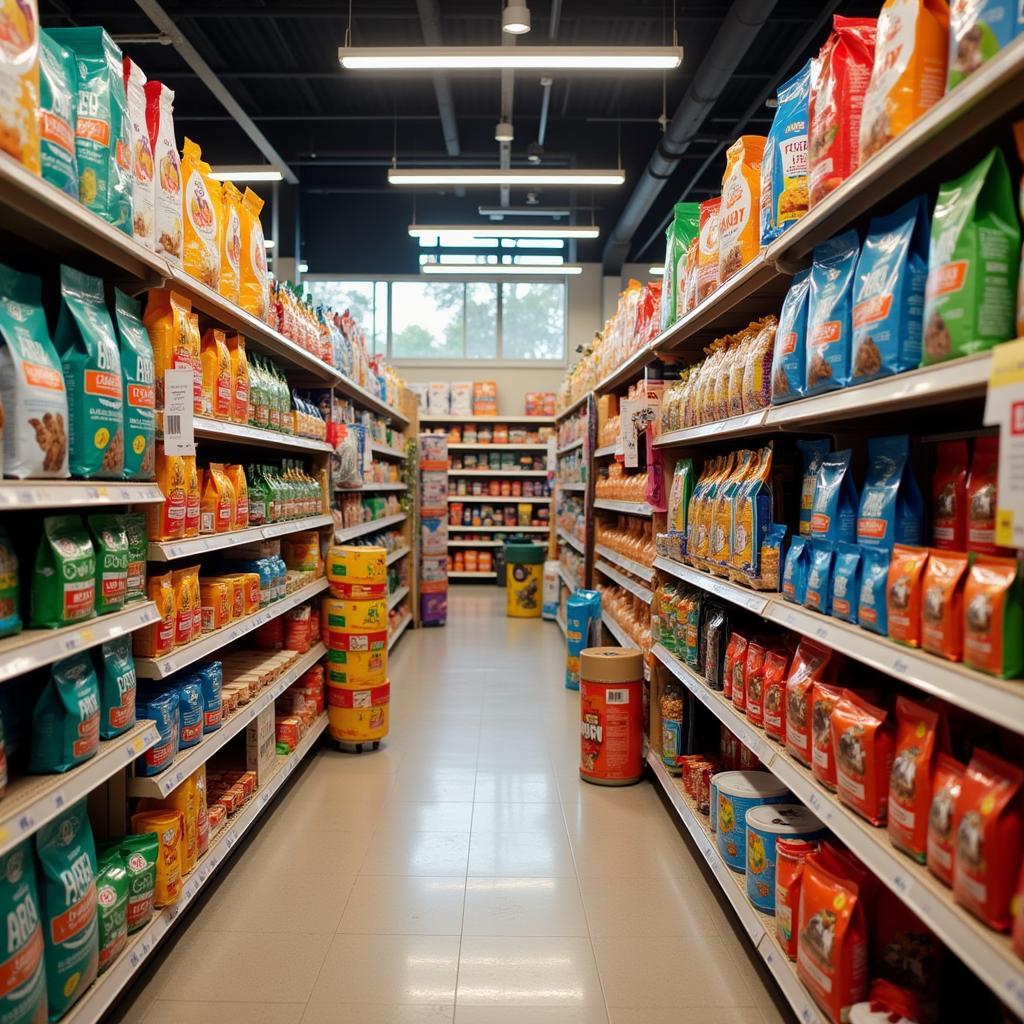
0, 528, 20, 638
963, 554, 1024, 677
134, 686, 178, 776
949, 0, 1021, 89
238, 187, 269, 319
810, 681, 843, 790
123, 512, 147, 601
785, 639, 835, 767
30, 652, 100, 773
0, 0, 41, 175
144, 80, 182, 265
0, 263, 70, 478
831, 690, 894, 825
858, 546, 891, 635
810, 449, 860, 544
54, 266, 124, 479
798, 439, 830, 536
831, 542, 862, 623
859, 0, 949, 163
95, 633, 136, 739
662, 202, 700, 327
888, 696, 941, 862
95, 846, 127, 973
966, 434, 1006, 556
782, 535, 810, 604
129, 809, 182, 907
200, 328, 232, 420
218, 180, 242, 305
718, 135, 766, 283
771, 269, 812, 403
180, 137, 221, 289
31, 515, 95, 628
697, 197, 721, 303
760, 61, 811, 246
762, 648, 791, 742
48, 26, 132, 234
122, 58, 154, 249
856, 434, 924, 549
886, 544, 929, 646
0, 839, 46, 1023
921, 549, 968, 660
87, 513, 128, 614
143, 288, 192, 409
38, 29, 78, 197
806, 231, 859, 396
115, 290, 156, 481
932, 439, 968, 549
35, 800, 98, 1017
923, 148, 1020, 364
805, 540, 835, 616
927, 752, 965, 886
808, 16, 878, 207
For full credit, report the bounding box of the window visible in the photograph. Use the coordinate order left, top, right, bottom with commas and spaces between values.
502, 282, 566, 360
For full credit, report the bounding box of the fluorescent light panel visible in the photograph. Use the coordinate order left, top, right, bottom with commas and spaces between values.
649, 265, 664, 275
339, 45, 682, 70
408, 224, 598, 239
209, 165, 283, 182
479, 205, 571, 217
422, 263, 583, 276
389, 168, 624, 187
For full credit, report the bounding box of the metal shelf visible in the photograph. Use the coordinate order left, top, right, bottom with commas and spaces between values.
193, 417, 332, 454
594, 544, 655, 583
335, 512, 407, 542
595, 560, 653, 604
559, 481, 587, 492
595, 344, 658, 394
371, 441, 407, 460
557, 562, 580, 592
556, 437, 584, 455
600, 610, 640, 652
450, 570, 498, 579
447, 442, 550, 451
420, 414, 555, 424
388, 614, 412, 650
448, 469, 548, 478
148, 514, 332, 562
555, 392, 590, 419
593, 444, 621, 459
557, 527, 584, 554
448, 523, 550, 533
447, 495, 551, 503
387, 585, 410, 611
593, 498, 653, 517
335, 377, 409, 426
337, 482, 408, 493
655, 410, 770, 449
0, 481, 164, 510
386, 545, 412, 564
448, 539, 501, 547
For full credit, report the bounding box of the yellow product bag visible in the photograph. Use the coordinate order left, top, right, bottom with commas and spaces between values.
180, 138, 220, 289
135, 570, 175, 657
0, 0, 41, 175
238, 187, 269, 319
186, 312, 202, 415
144, 778, 197, 875
183, 454, 200, 537
859, 0, 949, 164
226, 334, 249, 423
130, 810, 182, 907
225, 464, 248, 529
285, 532, 321, 573
147, 447, 186, 540
718, 135, 767, 283
200, 328, 231, 420
218, 180, 242, 306
171, 566, 196, 647
193, 765, 209, 856
199, 578, 230, 632
200, 462, 235, 534
143, 289, 192, 409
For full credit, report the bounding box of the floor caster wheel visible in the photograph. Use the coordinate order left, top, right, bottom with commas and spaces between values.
373, 741, 381, 750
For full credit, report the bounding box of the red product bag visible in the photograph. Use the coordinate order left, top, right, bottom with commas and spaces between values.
732, 635, 753, 711
744, 641, 770, 728
831, 690, 894, 826
785, 639, 835, 766
926, 753, 966, 887
887, 696, 941, 863
762, 648, 791, 742
808, 16, 878, 208
932, 439, 968, 550
723, 632, 747, 702
810, 682, 843, 791
776, 837, 821, 959
952, 749, 1024, 931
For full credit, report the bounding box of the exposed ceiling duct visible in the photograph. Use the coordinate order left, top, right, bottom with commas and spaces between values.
536, 0, 562, 149
600, 0, 777, 273
415, 0, 462, 159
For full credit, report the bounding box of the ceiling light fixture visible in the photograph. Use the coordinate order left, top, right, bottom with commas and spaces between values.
502, 3, 531, 35
209, 165, 284, 182
648, 265, 664, 275
422, 263, 583, 276
389, 168, 624, 187
494, 121, 514, 143
478, 205, 571, 217
337, 46, 683, 71
409, 224, 598, 240
264, 239, 276, 249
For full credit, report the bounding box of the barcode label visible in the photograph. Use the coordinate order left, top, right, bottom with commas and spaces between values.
166, 415, 181, 434
163, 369, 195, 455
606, 689, 629, 704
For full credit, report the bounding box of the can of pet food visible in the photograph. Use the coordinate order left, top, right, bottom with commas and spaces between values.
714, 771, 790, 872
744, 804, 826, 912
579, 647, 644, 786
326, 545, 387, 599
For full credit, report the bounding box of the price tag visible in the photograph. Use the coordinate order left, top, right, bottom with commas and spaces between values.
983, 338, 1024, 548
163, 369, 196, 456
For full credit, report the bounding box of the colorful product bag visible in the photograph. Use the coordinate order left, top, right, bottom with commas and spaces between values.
855, 434, 924, 550
805, 231, 859, 396
661, 202, 700, 329
948, 0, 1022, 89
760, 61, 811, 246
38, 30, 78, 197
771, 269, 812, 403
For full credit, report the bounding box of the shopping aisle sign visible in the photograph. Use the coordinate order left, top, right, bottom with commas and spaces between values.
983, 338, 1024, 549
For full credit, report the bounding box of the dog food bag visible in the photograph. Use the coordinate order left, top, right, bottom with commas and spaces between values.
35, 800, 98, 1017
808, 16, 878, 208
94, 633, 135, 739
171, 565, 199, 645
761, 61, 811, 246
95, 846, 127, 973
662, 202, 700, 327
218, 180, 242, 306
831, 690, 895, 825
696, 197, 721, 303
238, 187, 270, 320
811, 449, 860, 544
797, 439, 830, 537
811, 681, 844, 790
782, 535, 810, 605
55, 266, 124, 479
921, 549, 969, 660
176, 678, 203, 749
0, 527, 20, 638
31, 515, 95, 628
858, 546, 891, 635
949, 0, 1020, 89
798, 847, 868, 1021
723, 631, 748, 703
932, 439, 968, 549
776, 837, 820, 960
0, 263, 70, 479
122, 58, 154, 249
851, 197, 930, 383
134, 686, 178, 776
831, 542, 862, 623
732, 444, 773, 578
771, 270, 812, 404
857, 434, 924, 550
923, 148, 1020, 364
806, 231, 859, 396
762, 648, 791, 743
129, 809, 182, 907
886, 543, 929, 646
30, 652, 100, 773
928, 752, 965, 885
142, 80, 181, 264
226, 334, 249, 423
134, 569, 174, 661
859, 0, 949, 163
0, 0, 41, 176
142, 288, 190, 409
38, 30, 78, 197
87, 513, 128, 614
963, 554, 1024, 677
805, 540, 836, 616
785, 639, 835, 766
199, 328, 231, 420
744, 641, 771, 726
48, 27, 132, 234
180, 137, 220, 289
200, 462, 235, 534
0, 839, 46, 1023
115, 290, 155, 481
887, 696, 940, 861
966, 434, 1008, 556
953, 749, 1024, 930
718, 135, 766, 283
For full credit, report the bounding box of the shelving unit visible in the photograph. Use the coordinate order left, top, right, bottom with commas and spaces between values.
0, 481, 164, 509
192, 416, 333, 454
593, 498, 654, 516
594, 560, 652, 604
338, 482, 408, 493
335, 512, 408, 542
148, 514, 333, 562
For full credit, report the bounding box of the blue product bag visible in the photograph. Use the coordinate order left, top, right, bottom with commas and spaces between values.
566, 589, 602, 691
810, 449, 859, 544
858, 547, 892, 636
851, 196, 929, 384
856, 434, 924, 551
831, 542, 863, 624
176, 679, 203, 748
196, 661, 222, 732
805, 231, 859, 396
760, 61, 811, 246
782, 536, 810, 605
771, 269, 812, 404
135, 687, 179, 776
804, 540, 835, 616
796, 439, 830, 536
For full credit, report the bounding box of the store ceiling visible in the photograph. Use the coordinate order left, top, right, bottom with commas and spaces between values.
39, 0, 878, 275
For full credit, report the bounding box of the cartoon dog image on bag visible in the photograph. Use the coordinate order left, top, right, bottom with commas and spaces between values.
966, 591, 993, 634
923, 583, 945, 624
890, 747, 919, 803
802, 908, 836, 966
956, 809, 983, 871
837, 726, 866, 779
889, 573, 911, 611
929, 781, 957, 848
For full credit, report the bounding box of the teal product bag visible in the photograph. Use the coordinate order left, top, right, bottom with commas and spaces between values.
38, 31, 79, 197
566, 590, 602, 691
805, 230, 859, 396
796, 439, 830, 536
831, 542, 863, 624
805, 539, 835, 616
858, 547, 892, 636
760, 61, 811, 246
810, 449, 859, 544
93, 634, 136, 739
29, 653, 100, 773
771, 269, 812, 404
856, 434, 924, 550
0, 840, 47, 1024
782, 536, 810, 605
114, 290, 156, 481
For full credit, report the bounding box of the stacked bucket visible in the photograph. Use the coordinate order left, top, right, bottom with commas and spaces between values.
323, 544, 390, 750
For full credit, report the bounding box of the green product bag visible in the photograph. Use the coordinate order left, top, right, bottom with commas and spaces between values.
123, 512, 147, 602
922, 148, 1021, 365
38, 31, 78, 198
0, 841, 47, 1024
54, 266, 124, 479
95, 848, 128, 974
46, 26, 132, 234
667, 458, 695, 536
31, 515, 96, 629
0, 526, 21, 638
114, 291, 156, 481
35, 801, 98, 1020
661, 202, 701, 329
118, 833, 158, 933
29, 654, 100, 774
86, 514, 128, 615
93, 634, 136, 739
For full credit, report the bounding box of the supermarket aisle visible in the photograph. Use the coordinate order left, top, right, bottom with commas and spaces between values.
111, 589, 788, 1024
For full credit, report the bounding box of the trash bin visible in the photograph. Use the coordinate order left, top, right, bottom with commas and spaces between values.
505, 542, 545, 617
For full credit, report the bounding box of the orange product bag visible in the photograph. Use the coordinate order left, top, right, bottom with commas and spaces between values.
762, 648, 791, 742
0, 0, 41, 175
696, 197, 721, 304
226, 334, 249, 423
718, 136, 767, 284
785, 638, 835, 767
953, 749, 1024, 931
963, 554, 1024, 678
199, 578, 230, 632
887, 696, 940, 862
183, 455, 200, 537
858, 0, 949, 164
831, 690, 894, 826
225, 464, 248, 530
798, 846, 868, 1022
135, 570, 175, 657
218, 180, 242, 305
808, 17, 878, 208
743, 640, 769, 727
886, 544, 929, 647
131, 809, 182, 907
143, 289, 192, 409
238, 187, 269, 319
776, 838, 821, 960
171, 566, 197, 647
199, 328, 231, 420
722, 631, 747, 702
186, 312, 202, 414
966, 434, 1006, 556
193, 765, 209, 856
920, 548, 968, 661
147, 447, 186, 540
200, 462, 235, 534
927, 752, 965, 886
180, 138, 220, 289
810, 681, 843, 791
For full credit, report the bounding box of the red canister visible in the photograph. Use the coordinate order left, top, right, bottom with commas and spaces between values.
579, 647, 644, 786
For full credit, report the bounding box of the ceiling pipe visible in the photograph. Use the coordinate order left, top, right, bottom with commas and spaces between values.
415, 0, 462, 160
601, 0, 777, 273
537, 0, 562, 147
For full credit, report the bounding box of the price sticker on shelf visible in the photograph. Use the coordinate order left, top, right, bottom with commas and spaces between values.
983, 338, 1024, 549
163, 369, 196, 457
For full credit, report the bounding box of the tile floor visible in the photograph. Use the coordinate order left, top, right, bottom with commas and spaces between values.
110, 588, 791, 1024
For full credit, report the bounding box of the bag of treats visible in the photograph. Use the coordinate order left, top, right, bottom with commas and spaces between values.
831, 690, 894, 825
782, 535, 810, 605
760, 61, 811, 246
134, 687, 178, 776
856, 434, 924, 550
953, 749, 1024, 931
776, 837, 820, 959
741, 316, 777, 413
225, 464, 248, 530
123, 511, 146, 601
117, 833, 158, 933
144, 80, 182, 264
743, 640, 770, 726
731, 444, 773, 578
696, 197, 721, 303
949, 0, 1021, 89
129, 809, 181, 906
886, 544, 929, 646
238, 187, 270, 319
811, 681, 843, 790
702, 604, 729, 690
0, 263, 70, 478
0, 0, 41, 175
180, 137, 220, 289
785, 639, 834, 766
932, 439, 968, 550
87, 513, 128, 614
723, 632, 747, 703
888, 696, 940, 862
662, 202, 700, 328
966, 434, 1007, 556
921, 549, 968, 660
175, 678, 203, 749
831, 542, 862, 623
923, 149, 1020, 364
806, 231, 859, 396
858, 546, 891, 635
772, 270, 812, 404
31, 515, 95, 628
54, 266, 124, 479
38, 29, 78, 197
94, 633, 136, 739
183, 455, 200, 537
859, 0, 949, 163
718, 135, 766, 283
143, 288, 191, 409
218, 180, 242, 305
963, 554, 1024, 677
927, 752, 965, 886
763, 648, 791, 742
805, 539, 835, 615
122, 58, 154, 249
757, 522, 787, 592
29, 653, 100, 773
115, 290, 155, 481
810, 449, 859, 544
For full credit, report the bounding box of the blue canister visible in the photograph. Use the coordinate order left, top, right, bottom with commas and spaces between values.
744, 803, 826, 912
710, 774, 721, 833
565, 589, 601, 690
715, 771, 789, 872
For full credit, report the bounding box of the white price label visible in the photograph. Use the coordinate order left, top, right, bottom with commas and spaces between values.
163, 369, 196, 456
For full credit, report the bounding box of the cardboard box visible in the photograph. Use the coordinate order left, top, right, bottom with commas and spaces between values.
246, 704, 277, 784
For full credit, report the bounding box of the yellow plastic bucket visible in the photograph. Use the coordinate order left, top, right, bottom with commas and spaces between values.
328, 679, 390, 745
505, 543, 545, 618
326, 545, 387, 598
322, 596, 388, 634
327, 646, 388, 687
